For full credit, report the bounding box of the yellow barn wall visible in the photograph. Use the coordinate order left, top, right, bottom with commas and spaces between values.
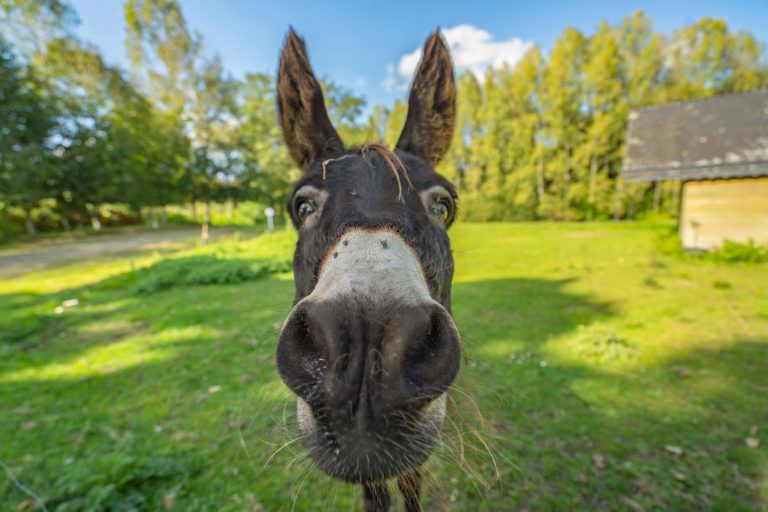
680, 177, 768, 250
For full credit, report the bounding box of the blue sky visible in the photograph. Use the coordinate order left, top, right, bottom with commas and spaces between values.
70, 0, 767, 107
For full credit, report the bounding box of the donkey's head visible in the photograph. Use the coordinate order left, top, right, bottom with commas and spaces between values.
275, 28, 459, 499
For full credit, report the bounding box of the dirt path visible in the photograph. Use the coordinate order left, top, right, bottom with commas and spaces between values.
0, 227, 237, 279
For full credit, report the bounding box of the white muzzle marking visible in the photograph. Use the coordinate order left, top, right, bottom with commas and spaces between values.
308, 228, 433, 305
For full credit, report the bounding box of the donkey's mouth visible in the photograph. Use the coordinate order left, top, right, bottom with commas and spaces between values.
296, 395, 447, 483
277, 228, 461, 482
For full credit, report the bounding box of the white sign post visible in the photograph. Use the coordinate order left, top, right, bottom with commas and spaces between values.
264, 207, 275, 232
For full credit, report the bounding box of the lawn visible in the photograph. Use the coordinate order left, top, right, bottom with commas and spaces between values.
1, 222, 767, 511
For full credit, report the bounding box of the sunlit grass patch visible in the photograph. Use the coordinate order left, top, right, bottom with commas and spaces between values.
0, 326, 212, 383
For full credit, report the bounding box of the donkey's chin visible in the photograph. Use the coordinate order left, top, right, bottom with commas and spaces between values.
296, 395, 447, 483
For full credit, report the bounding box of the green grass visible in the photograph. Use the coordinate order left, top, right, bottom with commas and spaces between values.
1, 222, 767, 511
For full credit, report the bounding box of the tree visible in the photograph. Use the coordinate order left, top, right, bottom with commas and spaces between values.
440, 71, 483, 194
35, 37, 184, 228
581, 21, 627, 218
321, 80, 367, 146
0, 36, 57, 233
125, 0, 238, 238
539, 27, 588, 219
0, 0, 78, 56
237, 73, 294, 212
384, 99, 407, 148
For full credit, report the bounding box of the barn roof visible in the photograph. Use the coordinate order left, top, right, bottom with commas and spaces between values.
623, 90, 768, 181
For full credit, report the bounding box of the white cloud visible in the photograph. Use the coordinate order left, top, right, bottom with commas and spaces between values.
383, 25, 533, 91
382, 63, 401, 93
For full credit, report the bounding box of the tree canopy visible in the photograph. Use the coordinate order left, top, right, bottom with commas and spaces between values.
1, 3, 767, 236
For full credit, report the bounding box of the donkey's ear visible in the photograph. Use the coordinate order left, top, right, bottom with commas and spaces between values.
277, 28, 344, 170
396, 31, 456, 167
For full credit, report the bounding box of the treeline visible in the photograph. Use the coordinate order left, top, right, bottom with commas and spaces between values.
1, 2, 767, 237
1, 0, 373, 236
398, 13, 768, 221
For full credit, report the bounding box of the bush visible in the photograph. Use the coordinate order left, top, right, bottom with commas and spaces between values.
709, 239, 768, 263
132, 255, 291, 294
655, 230, 768, 264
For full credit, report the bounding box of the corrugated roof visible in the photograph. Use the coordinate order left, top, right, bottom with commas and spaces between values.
623, 90, 768, 181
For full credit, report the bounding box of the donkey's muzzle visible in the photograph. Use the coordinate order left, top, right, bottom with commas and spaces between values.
277, 298, 460, 421
275, 229, 461, 481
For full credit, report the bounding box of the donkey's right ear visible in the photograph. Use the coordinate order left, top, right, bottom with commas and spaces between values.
277, 28, 344, 170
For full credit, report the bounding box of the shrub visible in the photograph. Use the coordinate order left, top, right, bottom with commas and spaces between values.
132, 255, 291, 294
709, 239, 768, 263
655, 230, 768, 264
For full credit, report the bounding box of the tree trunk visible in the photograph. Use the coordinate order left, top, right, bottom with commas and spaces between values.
613, 176, 623, 221
536, 152, 545, 205
24, 209, 36, 235
226, 199, 234, 222
588, 154, 597, 204
201, 202, 211, 243
191, 202, 197, 221
61, 217, 71, 231
652, 181, 661, 212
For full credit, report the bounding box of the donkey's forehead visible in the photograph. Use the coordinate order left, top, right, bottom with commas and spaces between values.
294, 150, 456, 196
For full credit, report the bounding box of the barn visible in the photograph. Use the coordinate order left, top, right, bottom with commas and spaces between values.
623, 90, 768, 250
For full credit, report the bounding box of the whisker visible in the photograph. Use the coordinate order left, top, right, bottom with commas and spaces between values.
263, 433, 308, 468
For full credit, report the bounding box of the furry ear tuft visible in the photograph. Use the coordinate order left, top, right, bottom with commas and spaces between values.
277, 28, 344, 170
396, 31, 456, 167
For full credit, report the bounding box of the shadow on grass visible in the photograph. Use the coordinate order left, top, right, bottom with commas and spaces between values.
450, 281, 767, 511
1, 274, 766, 511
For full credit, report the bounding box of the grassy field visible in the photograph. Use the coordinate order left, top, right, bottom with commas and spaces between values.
1, 222, 767, 511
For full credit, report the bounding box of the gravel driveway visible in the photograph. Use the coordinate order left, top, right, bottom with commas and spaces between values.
0, 227, 235, 278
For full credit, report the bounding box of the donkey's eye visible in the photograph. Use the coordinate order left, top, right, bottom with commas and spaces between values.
430, 200, 448, 220
296, 200, 317, 222
429, 196, 453, 224
419, 186, 455, 227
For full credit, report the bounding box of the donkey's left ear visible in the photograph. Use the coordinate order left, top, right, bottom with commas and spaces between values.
277, 28, 345, 170
396, 30, 456, 167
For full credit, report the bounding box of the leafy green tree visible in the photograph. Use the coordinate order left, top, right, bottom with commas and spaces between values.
539, 27, 587, 220
237, 73, 294, 213
581, 21, 627, 218
0, 0, 77, 56
125, 0, 239, 238
440, 71, 482, 194
361, 104, 390, 144
618, 10, 664, 107
321, 80, 367, 145
35, 37, 184, 228
384, 99, 407, 148
498, 47, 544, 219
0, 36, 57, 233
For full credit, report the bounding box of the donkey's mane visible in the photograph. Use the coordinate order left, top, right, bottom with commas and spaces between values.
321, 143, 414, 201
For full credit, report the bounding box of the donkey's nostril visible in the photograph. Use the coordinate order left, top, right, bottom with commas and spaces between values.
395, 304, 461, 405
278, 299, 461, 416
276, 304, 330, 404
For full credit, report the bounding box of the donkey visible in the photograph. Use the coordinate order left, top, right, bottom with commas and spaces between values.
275, 28, 460, 511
